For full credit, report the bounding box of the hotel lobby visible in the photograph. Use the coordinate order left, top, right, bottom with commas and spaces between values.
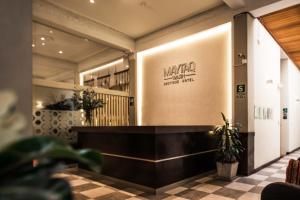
1, 0, 300, 200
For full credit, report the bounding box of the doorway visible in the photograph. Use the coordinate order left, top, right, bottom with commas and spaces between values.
280, 57, 289, 156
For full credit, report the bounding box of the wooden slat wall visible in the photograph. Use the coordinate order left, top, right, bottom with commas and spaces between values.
259, 4, 300, 69
91, 93, 129, 126
32, 78, 130, 126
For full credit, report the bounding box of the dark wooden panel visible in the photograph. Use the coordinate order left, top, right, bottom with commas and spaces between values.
75, 126, 216, 160
77, 131, 156, 159
155, 132, 218, 159
155, 152, 216, 188
75, 126, 254, 189
75, 126, 218, 188
238, 132, 255, 176
100, 152, 216, 188
101, 155, 156, 188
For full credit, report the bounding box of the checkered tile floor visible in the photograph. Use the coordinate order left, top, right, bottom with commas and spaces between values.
57, 151, 300, 200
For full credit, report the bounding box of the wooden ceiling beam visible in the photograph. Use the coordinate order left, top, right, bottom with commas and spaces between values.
260, 4, 300, 69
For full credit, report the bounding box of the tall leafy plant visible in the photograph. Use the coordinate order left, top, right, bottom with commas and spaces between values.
0, 90, 102, 200
73, 89, 105, 125
213, 113, 244, 163
44, 88, 105, 126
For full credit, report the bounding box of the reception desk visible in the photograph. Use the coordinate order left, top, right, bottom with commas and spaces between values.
73, 126, 220, 190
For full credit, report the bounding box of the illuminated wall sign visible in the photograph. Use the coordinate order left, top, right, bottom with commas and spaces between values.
137, 22, 232, 126
163, 61, 196, 86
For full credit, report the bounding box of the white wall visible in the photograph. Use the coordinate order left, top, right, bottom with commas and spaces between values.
33, 53, 77, 82
32, 86, 74, 109
78, 49, 124, 72
287, 60, 300, 152
249, 19, 281, 168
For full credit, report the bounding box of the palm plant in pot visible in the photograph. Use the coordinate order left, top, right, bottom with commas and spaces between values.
213, 113, 244, 180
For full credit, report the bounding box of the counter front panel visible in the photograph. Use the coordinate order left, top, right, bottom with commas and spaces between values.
74, 126, 218, 189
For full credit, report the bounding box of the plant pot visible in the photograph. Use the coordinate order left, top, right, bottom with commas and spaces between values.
84, 110, 93, 126
216, 161, 239, 181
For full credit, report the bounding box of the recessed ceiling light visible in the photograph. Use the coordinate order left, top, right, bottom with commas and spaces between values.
40, 37, 45, 41
49, 30, 53, 34
84, 38, 89, 42
42, 42, 45, 46
89, 0, 95, 3
32, 44, 35, 47
58, 50, 63, 54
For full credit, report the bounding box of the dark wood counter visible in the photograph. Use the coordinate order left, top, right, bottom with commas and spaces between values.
73, 126, 219, 190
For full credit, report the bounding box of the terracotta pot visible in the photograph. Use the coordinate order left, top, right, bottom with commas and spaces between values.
216, 162, 239, 181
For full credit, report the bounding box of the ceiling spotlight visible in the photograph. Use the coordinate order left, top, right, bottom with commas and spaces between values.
40, 37, 45, 41
84, 38, 89, 42
42, 42, 45, 46
49, 30, 53, 34
89, 0, 95, 3
58, 50, 63, 54
32, 44, 35, 48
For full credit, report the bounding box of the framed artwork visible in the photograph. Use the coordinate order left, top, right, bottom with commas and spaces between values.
254, 106, 260, 119
263, 107, 267, 120
267, 108, 272, 120
258, 107, 262, 119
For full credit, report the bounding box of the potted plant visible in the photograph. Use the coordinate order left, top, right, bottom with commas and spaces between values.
73, 89, 104, 126
213, 113, 244, 180
45, 88, 105, 126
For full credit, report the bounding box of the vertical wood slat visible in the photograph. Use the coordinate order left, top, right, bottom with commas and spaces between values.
89, 91, 129, 126
108, 95, 111, 125
111, 95, 114, 125
101, 93, 104, 126
114, 95, 117, 126
103, 94, 106, 126
100, 93, 102, 125
118, 97, 123, 126
107, 94, 109, 126
122, 97, 125, 125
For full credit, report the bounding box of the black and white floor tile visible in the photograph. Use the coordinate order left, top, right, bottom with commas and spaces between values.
56, 151, 300, 200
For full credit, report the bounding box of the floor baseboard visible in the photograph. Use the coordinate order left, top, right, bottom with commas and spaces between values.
252, 156, 283, 174
75, 168, 216, 194
286, 146, 300, 155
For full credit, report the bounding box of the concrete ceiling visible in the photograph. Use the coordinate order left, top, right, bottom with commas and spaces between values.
32, 22, 109, 63
32, 53, 77, 81
32, 22, 125, 83
32, 61, 66, 79
47, 0, 225, 38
